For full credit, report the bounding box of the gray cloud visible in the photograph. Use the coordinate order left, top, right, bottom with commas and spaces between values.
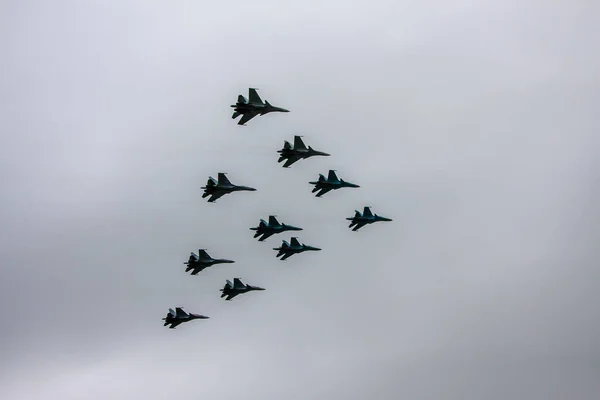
1, 0, 599, 399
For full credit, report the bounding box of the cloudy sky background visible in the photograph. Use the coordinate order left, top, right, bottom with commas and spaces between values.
1, 1, 599, 398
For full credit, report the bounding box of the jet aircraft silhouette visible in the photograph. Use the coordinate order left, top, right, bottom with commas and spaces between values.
346, 206, 393, 231
277, 135, 330, 168
273, 237, 321, 260
220, 278, 265, 301
250, 215, 302, 241
184, 249, 235, 275
231, 88, 289, 125
309, 170, 360, 197
162, 307, 209, 329
201, 173, 256, 203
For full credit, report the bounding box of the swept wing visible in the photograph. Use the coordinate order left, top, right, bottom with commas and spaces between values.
248, 88, 263, 104
283, 156, 300, 168
208, 192, 226, 202
293, 136, 307, 150
316, 188, 332, 197
238, 112, 259, 126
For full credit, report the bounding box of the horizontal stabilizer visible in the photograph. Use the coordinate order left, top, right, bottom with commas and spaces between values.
232, 111, 240, 119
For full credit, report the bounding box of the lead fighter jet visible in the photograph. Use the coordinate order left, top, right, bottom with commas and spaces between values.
201, 173, 256, 203
220, 278, 265, 301
273, 237, 321, 260
277, 135, 330, 168
184, 249, 235, 275
231, 88, 289, 125
346, 206, 393, 231
309, 170, 360, 197
162, 307, 209, 329
250, 215, 303, 241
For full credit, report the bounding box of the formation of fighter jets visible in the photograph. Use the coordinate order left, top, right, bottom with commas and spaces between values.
163, 88, 392, 328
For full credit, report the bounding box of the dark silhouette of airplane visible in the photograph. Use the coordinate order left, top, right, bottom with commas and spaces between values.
250, 215, 302, 241
231, 88, 289, 125
201, 173, 256, 203
220, 278, 265, 300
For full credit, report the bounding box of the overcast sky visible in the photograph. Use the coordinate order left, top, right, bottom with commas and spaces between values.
1, 1, 599, 399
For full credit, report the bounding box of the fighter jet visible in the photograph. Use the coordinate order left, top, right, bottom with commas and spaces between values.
220, 278, 265, 301
346, 206, 393, 231
201, 173, 256, 203
162, 307, 209, 329
231, 88, 289, 125
273, 237, 321, 260
277, 135, 330, 168
309, 170, 360, 197
184, 249, 235, 275
250, 215, 303, 241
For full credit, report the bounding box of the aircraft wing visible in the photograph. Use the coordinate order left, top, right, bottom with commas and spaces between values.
363, 207, 373, 217
198, 249, 210, 260
258, 232, 275, 242
316, 187, 332, 197
175, 308, 187, 318
327, 170, 339, 181
217, 173, 231, 185
225, 293, 240, 301
268, 216, 280, 226
248, 88, 263, 104
282, 156, 300, 168
168, 321, 182, 329
238, 112, 258, 125
293, 135, 307, 150
207, 192, 226, 202
290, 237, 301, 247
190, 267, 203, 275
280, 252, 294, 261
352, 221, 367, 231
233, 278, 245, 289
